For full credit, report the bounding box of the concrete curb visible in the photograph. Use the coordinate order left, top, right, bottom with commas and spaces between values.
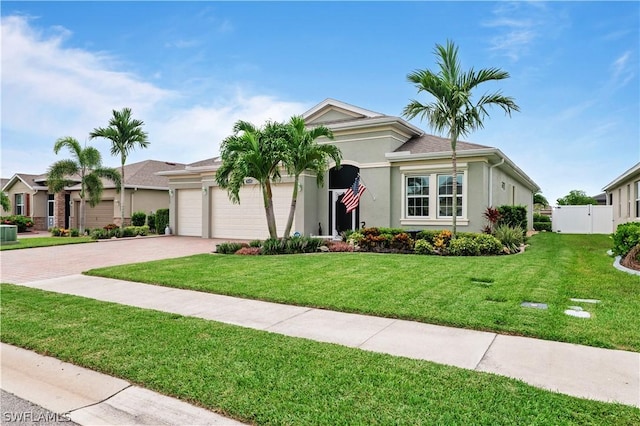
613, 255, 640, 276
1, 343, 245, 425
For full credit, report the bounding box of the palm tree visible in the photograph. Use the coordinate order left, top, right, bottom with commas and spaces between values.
216, 120, 288, 239
47, 137, 121, 234
90, 108, 149, 228
282, 116, 341, 238
403, 40, 519, 236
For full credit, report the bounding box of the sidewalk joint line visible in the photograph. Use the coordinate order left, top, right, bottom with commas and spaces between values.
264, 307, 314, 330
357, 319, 398, 348
66, 384, 133, 415
474, 333, 498, 370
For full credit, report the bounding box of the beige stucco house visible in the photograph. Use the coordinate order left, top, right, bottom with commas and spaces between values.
161, 99, 539, 240
603, 162, 640, 229
2, 160, 184, 230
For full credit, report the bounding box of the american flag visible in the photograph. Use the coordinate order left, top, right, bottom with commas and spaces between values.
341, 176, 366, 213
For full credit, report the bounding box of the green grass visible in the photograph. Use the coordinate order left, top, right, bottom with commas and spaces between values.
2, 284, 637, 425
87, 233, 640, 352
0, 236, 94, 250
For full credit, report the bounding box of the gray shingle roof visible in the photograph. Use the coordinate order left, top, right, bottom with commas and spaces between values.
188, 157, 220, 167
395, 134, 491, 154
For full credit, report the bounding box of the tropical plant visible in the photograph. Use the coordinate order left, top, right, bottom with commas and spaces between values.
611, 222, 640, 256
90, 108, 149, 228
131, 211, 147, 227
1, 192, 10, 212
282, 115, 342, 238
216, 120, 288, 239
47, 137, 121, 234
403, 40, 519, 236
414, 239, 435, 255
2, 215, 34, 232
215, 242, 247, 254
556, 190, 597, 206
494, 224, 524, 253
483, 207, 501, 234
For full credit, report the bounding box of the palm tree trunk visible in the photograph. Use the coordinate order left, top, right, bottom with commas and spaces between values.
79, 196, 86, 234
283, 175, 299, 239
120, 163, 125, 228
262, 181, 278, 239
451, 128, 458, 238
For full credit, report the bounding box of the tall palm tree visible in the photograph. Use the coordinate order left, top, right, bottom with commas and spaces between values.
282, 115, 341, 238
403, 40, 519, 236
90, 108, 149, 228
216, 120, 287, 239
47, 137, 121, 234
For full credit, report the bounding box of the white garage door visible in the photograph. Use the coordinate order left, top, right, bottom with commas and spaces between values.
81, 200, 114, 229
177, 189, 202, 236
211, 183, 293, 239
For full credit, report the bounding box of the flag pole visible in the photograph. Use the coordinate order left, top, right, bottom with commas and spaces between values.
357, 173, 376, 201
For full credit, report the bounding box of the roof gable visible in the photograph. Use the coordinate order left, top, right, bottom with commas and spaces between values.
395, 134, 491, 155
2, 173, 48, 192
603, 162, 640, 191
303, 98, 384, 125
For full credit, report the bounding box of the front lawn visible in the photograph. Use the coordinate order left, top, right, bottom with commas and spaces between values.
0, 236, 94, 251
2, 285, 637, 425
87, 233, 640, 352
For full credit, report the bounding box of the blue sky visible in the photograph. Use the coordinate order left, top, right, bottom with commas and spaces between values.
1, 1, 638, 205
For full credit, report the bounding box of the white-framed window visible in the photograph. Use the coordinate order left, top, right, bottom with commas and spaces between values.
636, 180, 640, 217
437, 173, 463, 218
15, 193, 24, 216
406, 176, 429, 217
627, 184, 632, 217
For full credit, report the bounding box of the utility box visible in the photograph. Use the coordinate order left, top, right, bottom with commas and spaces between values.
0, 224, 18, 244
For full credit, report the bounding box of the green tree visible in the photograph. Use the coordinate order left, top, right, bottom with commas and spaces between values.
47, 137, 121, 234
282, 116, 341, 238
90, 108, 149, 228
556, 190, 597, 206
403, 40, 519, 236
534, 192, 549, 207
1, 191, 10, 212
216, 120, 287, 239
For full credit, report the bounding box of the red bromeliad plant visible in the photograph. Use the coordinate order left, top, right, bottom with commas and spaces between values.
483, 207, 501, 234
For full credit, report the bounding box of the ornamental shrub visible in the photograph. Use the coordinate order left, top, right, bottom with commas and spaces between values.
249, 239, 262, 248
216, 242, 246, 254
533, 222, 552, 232
156, 208, 169, 234
347, 231, 364, 246
146, 213, 156, 232
70, 228, 80, 237
612, 222, 640, 256
494, 224, 524, 254
1, 215, 34, 232
261, 238, 286, 255
131, 211, 146, 227
235, 247, 261, 255
497, 205, 528, 233
449, 236, 480, 256
533, 213, 551, 223
90, 229, 108, 240
50, 227, 61, 237
122, 227, 137, 238
327, 241, 353, 252
414, 239, 435, 255
416, 230, 440, 244
390, 232, 414, 251
474, 234, 503, 255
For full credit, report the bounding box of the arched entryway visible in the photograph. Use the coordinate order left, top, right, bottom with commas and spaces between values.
328, 164, 361, 237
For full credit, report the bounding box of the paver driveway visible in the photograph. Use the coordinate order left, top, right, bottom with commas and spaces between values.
0, 236, 218, 283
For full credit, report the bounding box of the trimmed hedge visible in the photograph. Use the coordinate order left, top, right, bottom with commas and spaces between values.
498, 205, 528, 232
612, 222, 640, 256
131, 211, 147, 227
156, 209, 169, 234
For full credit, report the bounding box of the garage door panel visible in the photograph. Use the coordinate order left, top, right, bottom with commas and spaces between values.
82, 200, 114, 229
177, 189, 202, 236
212, 184, 292, 240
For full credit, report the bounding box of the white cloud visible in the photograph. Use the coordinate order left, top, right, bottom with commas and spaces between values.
610, 51, 635, 88
0, 15, 307, 176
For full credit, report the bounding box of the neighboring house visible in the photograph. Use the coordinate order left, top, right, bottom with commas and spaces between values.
603, 162, 640, 229
1, 160, 184, 231
160, 99, 540, 240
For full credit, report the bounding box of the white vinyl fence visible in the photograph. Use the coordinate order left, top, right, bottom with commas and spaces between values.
552, 205, 613, 234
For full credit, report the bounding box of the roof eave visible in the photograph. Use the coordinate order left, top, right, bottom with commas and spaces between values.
386, 148, 540, 192
602, 162, 640, 191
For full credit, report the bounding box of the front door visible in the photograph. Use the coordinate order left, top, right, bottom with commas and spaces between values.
330, 190, 357, 237
47, 194, 55, 228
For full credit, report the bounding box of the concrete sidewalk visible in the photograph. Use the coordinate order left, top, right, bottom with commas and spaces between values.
1, 343, 245, 425
13, 275, 640, 409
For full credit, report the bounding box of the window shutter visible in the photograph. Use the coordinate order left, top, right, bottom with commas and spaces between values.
25, 193, 31, 216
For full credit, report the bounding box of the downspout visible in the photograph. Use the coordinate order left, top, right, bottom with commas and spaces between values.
488, 158, 505, 207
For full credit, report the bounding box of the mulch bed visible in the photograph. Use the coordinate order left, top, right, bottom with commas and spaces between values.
621, 244, 640, 271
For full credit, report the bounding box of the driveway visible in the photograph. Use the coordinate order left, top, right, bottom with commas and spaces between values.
0, 236, 219, 283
